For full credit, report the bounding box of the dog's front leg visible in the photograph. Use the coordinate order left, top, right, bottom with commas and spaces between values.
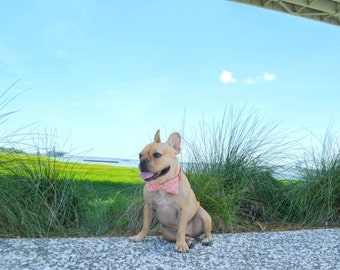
175, 205, 190, 252
130, 203, 153, 242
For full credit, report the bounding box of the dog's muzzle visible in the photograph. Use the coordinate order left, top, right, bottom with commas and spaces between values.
139, 158, 171, 181
139, 158, 149, 172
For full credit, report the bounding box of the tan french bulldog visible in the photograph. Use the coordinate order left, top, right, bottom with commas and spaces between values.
131, 130, 212, 252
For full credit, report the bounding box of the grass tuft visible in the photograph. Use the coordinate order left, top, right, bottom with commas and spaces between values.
186, 106, 298, 232
282, 129, 340, 226
0, 150, 89, 237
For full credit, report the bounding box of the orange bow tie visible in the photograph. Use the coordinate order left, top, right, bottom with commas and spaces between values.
146, 168, 182, 194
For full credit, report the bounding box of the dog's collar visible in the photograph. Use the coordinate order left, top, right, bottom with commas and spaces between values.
146, 167, 182, 194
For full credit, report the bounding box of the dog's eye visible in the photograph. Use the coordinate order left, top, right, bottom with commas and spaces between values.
152, 152, 162, 158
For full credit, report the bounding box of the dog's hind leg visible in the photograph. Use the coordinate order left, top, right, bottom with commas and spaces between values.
161, 226, 177, 242
198, 207, 213, 245
161, 226, 195, 248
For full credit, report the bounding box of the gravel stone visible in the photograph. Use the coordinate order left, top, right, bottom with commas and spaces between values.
0, 229, 339, 269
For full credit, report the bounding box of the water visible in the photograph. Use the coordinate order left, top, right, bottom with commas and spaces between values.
60, 155, 139, 168
59, 155, 302, 180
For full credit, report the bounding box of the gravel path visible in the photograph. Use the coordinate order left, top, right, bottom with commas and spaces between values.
1, 229, 339, 270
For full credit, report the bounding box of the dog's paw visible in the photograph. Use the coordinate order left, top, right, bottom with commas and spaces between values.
175, 241, 190, 253
130, 234, 145, 242
185, 237, 196, 249
202, 237, 212, 246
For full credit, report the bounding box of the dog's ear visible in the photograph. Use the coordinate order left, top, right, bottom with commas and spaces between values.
167, 132, 181, 154
154, 129, 161, 143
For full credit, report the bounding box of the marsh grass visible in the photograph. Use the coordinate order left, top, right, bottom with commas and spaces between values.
282, 130, 340, 226
0, 149, 145, 237
0, 84, 81, 237
0, 126, 339, 237
0, 151, 88, 237
185, 106, 297, 232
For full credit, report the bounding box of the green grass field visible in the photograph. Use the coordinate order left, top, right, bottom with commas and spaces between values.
0, 153, 142, 197
72, 163, 143, 198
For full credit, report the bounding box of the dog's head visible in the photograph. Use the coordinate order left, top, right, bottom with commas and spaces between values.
139, 130, 181, 182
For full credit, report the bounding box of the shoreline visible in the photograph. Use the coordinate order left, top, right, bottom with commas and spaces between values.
61, 155, 302, 180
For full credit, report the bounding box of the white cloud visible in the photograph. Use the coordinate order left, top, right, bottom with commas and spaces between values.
219, 70, 276, 86
263, 72, 276, 81
219, 70, 237, 84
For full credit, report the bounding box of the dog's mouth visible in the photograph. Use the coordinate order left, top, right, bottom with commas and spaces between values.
139, 166, 171, 181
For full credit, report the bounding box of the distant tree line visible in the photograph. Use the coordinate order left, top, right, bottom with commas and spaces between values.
0, 147, 26, 154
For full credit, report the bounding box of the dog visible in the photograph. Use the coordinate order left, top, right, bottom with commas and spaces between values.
131, 130, 212, 252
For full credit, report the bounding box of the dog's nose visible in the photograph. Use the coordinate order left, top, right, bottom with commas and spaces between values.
140, 158, 148, 165
139, 158, 148, 171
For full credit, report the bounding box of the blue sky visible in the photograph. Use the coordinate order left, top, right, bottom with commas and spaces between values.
1, 0, 339, 159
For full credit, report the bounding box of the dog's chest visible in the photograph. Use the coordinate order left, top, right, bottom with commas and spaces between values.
150, 191, 179, 210
149, 191, 180, 225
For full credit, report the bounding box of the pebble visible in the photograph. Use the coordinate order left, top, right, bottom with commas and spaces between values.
0, 229, 339, 269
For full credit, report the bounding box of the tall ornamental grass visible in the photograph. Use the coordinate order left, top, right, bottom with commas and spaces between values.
282, 129, 340, 226
0, 125, 92, 238
185, 106, 294, 232
0, 150, 89, 237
